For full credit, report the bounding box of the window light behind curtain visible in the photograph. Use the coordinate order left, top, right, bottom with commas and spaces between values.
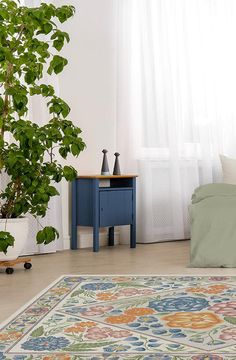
116, 0, 236, 243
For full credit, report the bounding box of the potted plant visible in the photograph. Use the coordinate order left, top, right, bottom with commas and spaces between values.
0, 0, 85, 260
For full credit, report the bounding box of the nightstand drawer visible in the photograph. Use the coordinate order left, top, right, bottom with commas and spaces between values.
99, 189, 133, 227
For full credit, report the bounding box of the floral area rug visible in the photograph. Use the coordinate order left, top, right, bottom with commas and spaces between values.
1, 275, 236, 360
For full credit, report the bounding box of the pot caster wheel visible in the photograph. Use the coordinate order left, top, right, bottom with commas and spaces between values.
6, 267, 14, 274
24, 262, 32, 270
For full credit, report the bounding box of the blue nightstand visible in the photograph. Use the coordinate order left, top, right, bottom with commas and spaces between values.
71, 175, 137, 252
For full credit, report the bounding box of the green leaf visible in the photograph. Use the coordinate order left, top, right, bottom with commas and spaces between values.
48, 55, 68, 75
59, 146, 70, 159
36, 226, 59, 245
63, 165, 77, 181
71, 143, 80, 156
56, 5, 75, 23
0, 231, 15, 254
25, 70, 36, 85
42, 22, 53, 35
48, 186, 59, 196
0, 96, 4, 113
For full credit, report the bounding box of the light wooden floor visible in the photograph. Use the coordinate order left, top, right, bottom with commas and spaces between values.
1, 240, 236, 323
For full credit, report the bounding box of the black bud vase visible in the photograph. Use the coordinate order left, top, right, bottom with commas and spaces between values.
101, 149, 110, 175
113, 152, 121, 175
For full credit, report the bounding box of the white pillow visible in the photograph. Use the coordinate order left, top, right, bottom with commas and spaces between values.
220, 154, 236, 185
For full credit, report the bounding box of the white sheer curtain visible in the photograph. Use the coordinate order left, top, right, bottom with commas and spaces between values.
116, 0, 236, 243
0, 0, 65, 254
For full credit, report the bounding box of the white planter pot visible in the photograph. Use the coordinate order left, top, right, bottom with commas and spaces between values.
0, 218, 29, 261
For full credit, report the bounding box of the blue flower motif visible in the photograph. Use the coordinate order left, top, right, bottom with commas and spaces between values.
168, 343, 181, 348
128, 322, 141, 327
152, 329, 167, 335
131, 341, 144, 346
172, 333, 187, 338
175, 276, 199, 281
81, 282, 116, 291
150, 323, 163, 328
0, 353, 6, 360
134, 347, 145, 351
21, 336, 70, 351
13, 356, 27, 360
168, 328, 187, 338
149, 296, 209, 312
137, 326, 149, 331
109, 310, 122, 314
169, 329, 181, 333
104, 344, 131, 352
125, 336, 139, 341
139, 316, 158, 323
63, 306, 80, 314
148, 342, 161, 347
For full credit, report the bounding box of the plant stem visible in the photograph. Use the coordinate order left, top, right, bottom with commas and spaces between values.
2, 177, 21, 218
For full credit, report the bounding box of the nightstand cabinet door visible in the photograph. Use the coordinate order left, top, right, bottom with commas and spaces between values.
99, 189, 133, 227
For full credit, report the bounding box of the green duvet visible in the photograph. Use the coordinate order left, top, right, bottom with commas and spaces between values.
190, 183, 236, 267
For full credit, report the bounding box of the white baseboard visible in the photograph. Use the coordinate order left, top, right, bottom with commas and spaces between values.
63, 235, 71, 250
63, 228, 120, 249
78, 227, 120, 248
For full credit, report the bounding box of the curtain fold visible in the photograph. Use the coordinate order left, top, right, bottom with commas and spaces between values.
116, 0, 236, 242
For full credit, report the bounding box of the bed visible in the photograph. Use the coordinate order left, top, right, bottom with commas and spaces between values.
190, 183, 236, 267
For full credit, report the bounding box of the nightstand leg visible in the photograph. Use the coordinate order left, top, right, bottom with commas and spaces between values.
71, 179, 78, 250
130, 224, 136, 248
93, 226, 99, 252
108, 227, 115, 246
71, 226, 78, 250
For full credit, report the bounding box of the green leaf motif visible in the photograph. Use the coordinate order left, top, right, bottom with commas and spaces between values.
65, 341, 117, 351
224, 316, 236, 325
71, 290, 84, 297
30, 326, 44, 338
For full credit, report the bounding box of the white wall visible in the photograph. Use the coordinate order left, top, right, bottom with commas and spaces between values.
57, 0, 117, 173
55, 0, 118, 247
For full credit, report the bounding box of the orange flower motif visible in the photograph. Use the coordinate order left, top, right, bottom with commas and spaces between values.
96, 292, 118, 301
187, 285, 229, 294
64, 326, 84, 333
105, 314, 136, 324
78, 321, 96, 328
50, 287, 69, 294
162, 312, 223, 330
64, 321, 96, 333
125, 308, 155, 316
0, 331, 22, 341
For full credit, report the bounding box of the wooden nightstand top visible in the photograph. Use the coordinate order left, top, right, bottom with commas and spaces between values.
77, 175, 138, 179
